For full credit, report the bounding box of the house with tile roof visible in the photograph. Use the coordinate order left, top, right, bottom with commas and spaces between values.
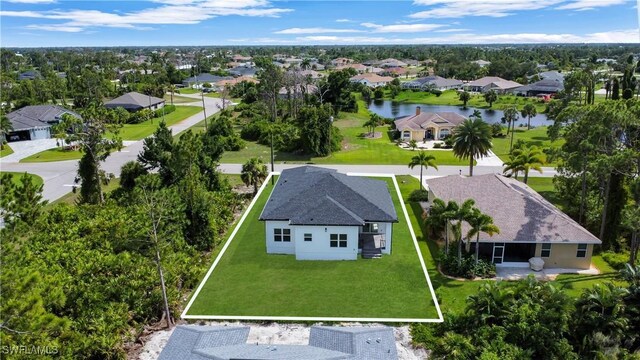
394, 107, 466, 141
6, 104, 82, 142
259, 167, 398, 260
464, 76, 522, 93
425, 174, 601, 269
349, 73, 394, 88
158, 325, 398, 360
402, 76, 463, 91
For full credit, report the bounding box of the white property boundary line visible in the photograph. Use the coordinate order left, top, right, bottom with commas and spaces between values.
181, 171, 444, 323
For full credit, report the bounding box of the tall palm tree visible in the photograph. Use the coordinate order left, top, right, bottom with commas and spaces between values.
452, 199, 476, 265
501, 106, 519, 152
466, 208, 500, 266
515, 145, 544, 184
167, 84, 177, 105
241, 157, 268, 195
408, 151, 438, 190
483, 90, 497, 108
520, 103, 537, 130
452, 118, 492, 177
0, 115, 12, 149
301, 58, 311, 71
426, 198, 462, 253
459, 91, 471, 108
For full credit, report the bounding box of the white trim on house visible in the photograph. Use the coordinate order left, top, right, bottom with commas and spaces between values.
181, 172, 444, 323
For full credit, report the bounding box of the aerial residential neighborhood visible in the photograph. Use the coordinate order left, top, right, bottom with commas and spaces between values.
1, 1, 639, 359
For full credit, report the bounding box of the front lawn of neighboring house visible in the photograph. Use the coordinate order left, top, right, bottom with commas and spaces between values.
1, 144, 14, 158
184, 175, 440, 320
396, 175, 621, 313
116, 105, 202, 140
164, 93, 200, 104
44, 177, 119, 209
0, 171, 44, 187
491, 126, 563, 166
20, 147, 83, 163
176, 88, 200, 94
388, 89, 548, 113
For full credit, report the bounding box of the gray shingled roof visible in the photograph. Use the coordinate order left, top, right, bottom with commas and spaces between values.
158, 325, 398, 360
394, 111, 466, 131
104, 92, 164, 111
7, 105, 81, 131
158, 326, 250, 360
426, 174, 602, 244
403, 76, 462, 89
183, 73, 232, 85
259, 166, 397, 225
514, 78, 564, 93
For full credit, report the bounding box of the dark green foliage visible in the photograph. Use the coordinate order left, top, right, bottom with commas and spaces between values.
298, 104, 338, 156
323, 68, 357, 113
612, 78, 620, 100
429, 89, 443, 97
408, 189, 430, 202
491, 123, 504, 137
374, 87, 384, 100
0, 172, 48, 227
438, 247, 496, 279
119, 161, 148, 191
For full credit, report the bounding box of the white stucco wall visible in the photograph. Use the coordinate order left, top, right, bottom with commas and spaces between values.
294, 225, 359, 260
265, 221, 295, 255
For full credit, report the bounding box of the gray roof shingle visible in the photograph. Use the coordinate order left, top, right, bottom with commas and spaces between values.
310, 326, 398, 360
7, 105, 81, 131
104, 92, 164, 111
158, 326, 250, 360
426, 174, 602, 244
259, 166, 398, 225
394, 111, 466, 131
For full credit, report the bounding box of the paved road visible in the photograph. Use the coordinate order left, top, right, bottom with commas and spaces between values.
1, 97, 226, 202
1, 95, 556, 202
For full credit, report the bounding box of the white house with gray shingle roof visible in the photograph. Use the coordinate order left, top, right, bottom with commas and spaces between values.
394, 107, 466, 141
104, 91, 165, 112
425, 174, 601, 269
6, 104, 81, 142
259, 166, 398, 260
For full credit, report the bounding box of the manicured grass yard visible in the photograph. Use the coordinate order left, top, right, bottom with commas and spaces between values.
20, 147, 83, 163
0, 171, 44, 187
185, 176, 440, 319
1, 144, 14, 157
117, 105, 202, 140
164, 94, 200, 104
491, 126, 564, 165
397, 175, 622, 312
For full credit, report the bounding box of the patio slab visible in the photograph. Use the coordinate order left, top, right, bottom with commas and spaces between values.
496, 266, 600, 281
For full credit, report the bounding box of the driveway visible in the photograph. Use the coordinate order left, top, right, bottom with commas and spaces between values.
2, 138, 59, 163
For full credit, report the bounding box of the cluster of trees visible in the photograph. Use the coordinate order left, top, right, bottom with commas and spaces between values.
0, 118, 244, 357
412, 267, 640, 359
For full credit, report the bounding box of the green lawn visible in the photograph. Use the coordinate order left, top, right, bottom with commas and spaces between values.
491, 126, 564, 165
177, 88, 200, 94
396, 175, 621, 313
164, 94, 200, 104
185, 176, 440, 319
20, 147, 83, 163
220, 98, 468, 166
0, 171, 44, 187
1, 144, 14, 158
388, 89, 548, 113
45, 177, 119, 209
117, 105, 202, 140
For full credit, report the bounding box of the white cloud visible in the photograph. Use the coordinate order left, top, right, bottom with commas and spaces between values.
556, 0, 628, 10
410, 0, 563, 18
0, 0, 292, 32
336, 18, 353, 22
274, 27, 364, 34
360, 22, 445, 32
434, 28, 470, 33
25, 24, 84, 32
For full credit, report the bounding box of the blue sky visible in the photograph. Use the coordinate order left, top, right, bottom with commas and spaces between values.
0, 0, 638, 47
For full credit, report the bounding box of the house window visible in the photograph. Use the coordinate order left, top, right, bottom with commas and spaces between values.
541, 243, 551, 258
577, 244, 587, 258
330, 234, 348, 248
274, 228, 291, 242
402, 131, 411, 139
363, 223, 379, 233
439, 129, 450, 139
304, 233, 312, 242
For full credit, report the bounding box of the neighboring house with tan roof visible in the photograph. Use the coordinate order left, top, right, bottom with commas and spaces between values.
425, 174, 601, 269
394, 107, 466, 141
464, 76, 522, 93
349, 73, 394, 88
215, 76, 258, 89
336, 63, 368, 73
331, 57, 354, 67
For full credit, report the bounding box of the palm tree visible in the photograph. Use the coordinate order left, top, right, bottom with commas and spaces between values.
453, 199, 476, 265
451, 118, 492, 176
408, 152, 438, 190
458, 91, 471, 108
515, 145, 544, 184
520, 103, 537, 130
241, 157, 268, 195
167, 84, 177, 105
501, 106, 519, 152
409, 139, 418, 151
363, 113, 381, 137
502, 152, 523, 179
0, 115, 12, 149
466, 208, 500, 266
301, 58, 311, 71
425, 198, 460, 253
483, 90, 497, 108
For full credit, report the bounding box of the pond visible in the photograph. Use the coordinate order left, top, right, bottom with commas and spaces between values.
367, 100, 551, 127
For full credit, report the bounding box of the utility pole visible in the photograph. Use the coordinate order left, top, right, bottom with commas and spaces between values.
194, 72, 207, 131
328, 115, 334, 156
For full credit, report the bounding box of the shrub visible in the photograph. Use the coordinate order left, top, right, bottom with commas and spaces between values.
153, 104, 175, 118
433, 142, 442, 149
430, 89, 443, 97
443, 136, 454, 148
439, 247, 496, 279
601, 251, 634, 270
408, 189, 429, 202
240, 120, 269, 141
491, 123, 504, 138
224, 134, 245, 151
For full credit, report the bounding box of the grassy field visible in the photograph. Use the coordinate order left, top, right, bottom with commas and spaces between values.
186, 176, 440, 319
45, 177, 120, 208
1, 144, 14, 158
396, 175, 622, 312
388, 89, 548, 113
164, 93, 200, 104
177, 88, 200, 94
492, 126, 564, 165
0, 171, 44, 187
220, 99, 468, 166
20, 147, 83, 163
117, 105, 201, 140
